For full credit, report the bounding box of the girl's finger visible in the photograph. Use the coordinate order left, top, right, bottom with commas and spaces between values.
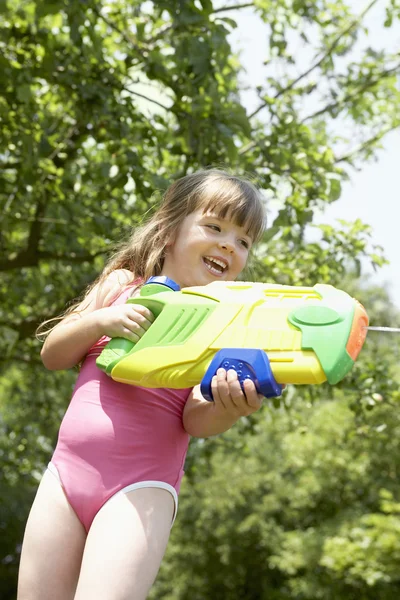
128, 309, 154, 330
226, 369, 245, 407
121, 327, 141, 343
130, 304, 155, 323
214, 368, 232, 407
243, 378, 263, 408
125, 318, 147, 338
211, 374, 223, 406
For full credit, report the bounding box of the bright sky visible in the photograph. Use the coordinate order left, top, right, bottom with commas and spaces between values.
229, 2, 400, 309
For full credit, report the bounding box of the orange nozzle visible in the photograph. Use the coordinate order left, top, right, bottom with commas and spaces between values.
346, 301, 369, 360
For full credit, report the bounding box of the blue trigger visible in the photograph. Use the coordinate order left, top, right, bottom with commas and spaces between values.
200, 349, 283, 402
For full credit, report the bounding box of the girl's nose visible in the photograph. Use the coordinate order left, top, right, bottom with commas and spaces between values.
218, 238, 235, 253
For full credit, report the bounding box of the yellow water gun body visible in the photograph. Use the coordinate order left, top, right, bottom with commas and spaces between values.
96, 277, 369, 400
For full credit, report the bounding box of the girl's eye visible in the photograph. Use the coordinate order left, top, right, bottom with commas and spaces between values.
206, 224, 221, 232
240, 239, 250, 249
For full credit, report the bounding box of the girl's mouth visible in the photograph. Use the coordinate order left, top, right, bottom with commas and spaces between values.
202, 256, 228, 276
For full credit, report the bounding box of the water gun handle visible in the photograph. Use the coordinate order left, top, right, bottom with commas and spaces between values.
96, 276, 180, 374
96, 337, 137, 374
200, 349, 283, 401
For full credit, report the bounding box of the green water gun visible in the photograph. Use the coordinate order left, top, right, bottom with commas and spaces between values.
96, 276, 369, 401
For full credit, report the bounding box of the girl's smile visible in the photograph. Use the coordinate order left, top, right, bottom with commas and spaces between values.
202, 255, 229, 276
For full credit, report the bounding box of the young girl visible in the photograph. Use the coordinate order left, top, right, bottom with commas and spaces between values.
17, 169, 267, 600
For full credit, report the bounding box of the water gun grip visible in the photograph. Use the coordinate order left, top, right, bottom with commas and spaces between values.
200, 349, 283, 401
96, 337, 137, 374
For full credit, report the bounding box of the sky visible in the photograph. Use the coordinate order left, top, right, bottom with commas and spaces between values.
228, 2, 400, 309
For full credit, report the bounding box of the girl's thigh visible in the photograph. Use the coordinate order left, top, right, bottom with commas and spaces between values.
74, 487, 175, 600
17, 469, 86, 600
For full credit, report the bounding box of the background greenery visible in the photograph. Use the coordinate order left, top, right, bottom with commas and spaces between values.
1, 0, 400, 597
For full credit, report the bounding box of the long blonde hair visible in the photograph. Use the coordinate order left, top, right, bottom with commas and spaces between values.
37, 169, 266, 338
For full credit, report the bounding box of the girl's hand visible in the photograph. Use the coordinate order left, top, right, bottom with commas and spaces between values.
95, 303, 155, 343
211, 368, 264, 418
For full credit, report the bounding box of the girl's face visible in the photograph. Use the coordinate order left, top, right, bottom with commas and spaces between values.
161, 209, 252, 288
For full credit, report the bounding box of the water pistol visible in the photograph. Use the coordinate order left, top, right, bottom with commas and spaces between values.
95, 276, 374, 401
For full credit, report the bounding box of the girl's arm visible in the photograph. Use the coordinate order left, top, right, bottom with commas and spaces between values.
40, 270, 153, 371
182, 368, 264, 438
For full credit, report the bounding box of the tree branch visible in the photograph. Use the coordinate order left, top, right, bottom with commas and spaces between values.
44, 124, 78, 168
1, 313, 61, 343
0, 356, 44, 366
249, 0, 380, 120
0, 161, 20, 170
240, 61, 400, 157
302, 62, 400, 122
213, 3, 254, 13
145, 24, 175, 45
334, 126, 398, 164
91, 5, 138, 47
14, 197, 47, 269
92, 4, 174, 50
122, 84, 173, 112
0, 250, 107, 272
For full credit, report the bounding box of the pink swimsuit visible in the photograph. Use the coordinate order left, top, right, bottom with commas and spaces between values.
49, 285, 191, 532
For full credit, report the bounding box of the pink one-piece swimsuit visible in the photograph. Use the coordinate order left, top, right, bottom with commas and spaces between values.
49, 284, 191, 532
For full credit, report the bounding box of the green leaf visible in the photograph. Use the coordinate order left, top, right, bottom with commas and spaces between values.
328, 178, 342, 202
16, 85, 31, 103
35, 0, 65, 19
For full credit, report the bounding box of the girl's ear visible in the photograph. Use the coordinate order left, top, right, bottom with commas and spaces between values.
164, 228, 176, 247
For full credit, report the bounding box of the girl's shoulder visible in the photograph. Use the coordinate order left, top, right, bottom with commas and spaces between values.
104, 268, 135, 287
100, 269, 139, 307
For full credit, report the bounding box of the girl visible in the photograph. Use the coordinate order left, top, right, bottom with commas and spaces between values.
17, 169, 267, 600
